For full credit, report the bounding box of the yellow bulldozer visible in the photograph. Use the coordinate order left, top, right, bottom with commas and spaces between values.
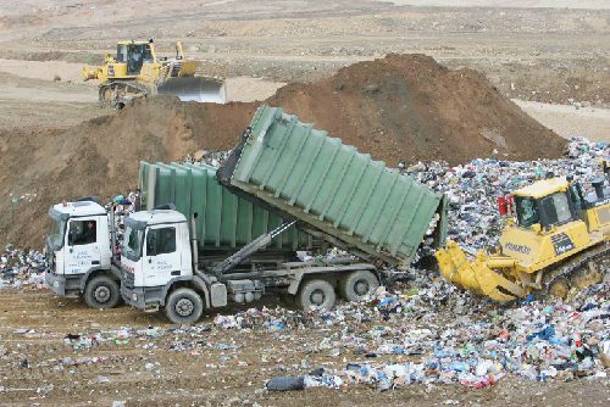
82, 39, 226, 108
436, 166, 610, 302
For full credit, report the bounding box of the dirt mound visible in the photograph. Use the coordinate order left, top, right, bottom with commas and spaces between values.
1, 54, 566, 248
267, 54, 565, 165
0, 97, 256, 248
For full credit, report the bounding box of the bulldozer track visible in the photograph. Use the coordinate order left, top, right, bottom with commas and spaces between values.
542, 241, 610, 295
99, 81, 150, 107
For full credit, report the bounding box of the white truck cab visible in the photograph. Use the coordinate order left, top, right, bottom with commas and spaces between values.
120, 209, 228, 323
121, 210, 193, 297
45, 200, 121, 308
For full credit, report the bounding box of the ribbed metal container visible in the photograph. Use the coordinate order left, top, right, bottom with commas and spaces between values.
139, 161, 313, 251
219, 105, 447, 265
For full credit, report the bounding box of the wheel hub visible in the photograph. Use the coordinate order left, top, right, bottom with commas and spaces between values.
175, 298, 195, 317
94, 285, 111, 303
310, 289, 326, 306
354, 279, 370, 296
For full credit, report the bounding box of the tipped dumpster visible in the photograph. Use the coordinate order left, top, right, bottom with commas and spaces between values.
139, 161, 315, 252
219, 105, 447, 266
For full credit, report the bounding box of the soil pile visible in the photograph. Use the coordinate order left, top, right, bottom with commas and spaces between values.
267, 54, 566, 164
0, 98, 256, 248
1, 54, 567, 247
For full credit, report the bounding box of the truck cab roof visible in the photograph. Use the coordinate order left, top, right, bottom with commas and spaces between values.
49, 201, 106, 220
512, 178, 569, 199
129, 210, 187, 227
117, 40, 150, 45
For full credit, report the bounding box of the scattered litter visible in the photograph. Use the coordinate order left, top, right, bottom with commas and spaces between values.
0, 245, 47, 289
2, 137, 610, 395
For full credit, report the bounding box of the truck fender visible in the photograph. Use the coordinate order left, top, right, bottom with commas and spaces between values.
287, 271, 305, 295
160, 276, 194, 306
286, 264, 378, 295
79, 267, 113, 293
287, 270, 339, 295
160, 276, 210, 308
191, 275, 211, 309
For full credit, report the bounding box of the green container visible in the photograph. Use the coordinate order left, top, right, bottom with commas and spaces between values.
219, 105, 447, 265
139, 161, 313, 252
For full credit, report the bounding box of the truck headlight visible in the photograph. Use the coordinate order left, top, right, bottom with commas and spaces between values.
53, 281, 60, 288
132, 293, 138, 301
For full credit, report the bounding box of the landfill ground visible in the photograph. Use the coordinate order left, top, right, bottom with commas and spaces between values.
2, 1, 610, 406
1, 288, 609, 406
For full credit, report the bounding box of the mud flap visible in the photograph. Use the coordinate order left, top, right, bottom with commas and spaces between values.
435, 241, 526, 302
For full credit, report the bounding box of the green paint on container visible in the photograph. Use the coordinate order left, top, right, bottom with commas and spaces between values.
220, 105, 447, 265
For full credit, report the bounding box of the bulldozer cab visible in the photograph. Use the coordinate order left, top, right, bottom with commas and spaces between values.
116, 42, 153, 75
513, 178, 584, 232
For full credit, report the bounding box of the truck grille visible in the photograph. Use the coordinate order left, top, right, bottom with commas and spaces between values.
121, 270, 134, 289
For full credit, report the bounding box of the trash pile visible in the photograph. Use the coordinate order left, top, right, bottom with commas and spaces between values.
0, 245, 46, 289
63, 326, 164, 351
266, 276, 610, 392
343, 283, 609, 388
410, 137, 610, 253
184, 149, 231, 167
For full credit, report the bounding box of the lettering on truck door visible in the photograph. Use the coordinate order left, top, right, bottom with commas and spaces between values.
65, 218, 101, 275
144, 226, 181, 287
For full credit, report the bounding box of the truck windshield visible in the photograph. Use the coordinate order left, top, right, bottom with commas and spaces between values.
123, 225, 144, 261
516, 197, 539, 227
48, 218, 66, 251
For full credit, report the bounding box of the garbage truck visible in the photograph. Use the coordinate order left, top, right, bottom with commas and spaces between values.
46, 106, 448, 324
120, 161, 386, 323
44, 162, 320, 314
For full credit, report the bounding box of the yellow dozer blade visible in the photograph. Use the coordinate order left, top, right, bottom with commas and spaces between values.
157, 77, 226, 103
435, 241, 527, 302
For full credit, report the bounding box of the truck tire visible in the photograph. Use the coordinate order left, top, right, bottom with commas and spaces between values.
84, 275, 120, 309
297, 279, 336, 311
165, 288, 203, 324
338, 270, 379, 302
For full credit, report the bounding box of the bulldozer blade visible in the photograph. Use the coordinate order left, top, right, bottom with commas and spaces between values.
435, 241, 526, 302
157, 77, 226, 103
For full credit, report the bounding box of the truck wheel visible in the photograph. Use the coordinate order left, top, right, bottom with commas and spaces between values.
298, 279, 336, 311
84, 275, 120, 309
165, 288, 203, 324
338, 270, 379, 302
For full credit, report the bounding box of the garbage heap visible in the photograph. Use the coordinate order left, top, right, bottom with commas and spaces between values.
0, 245, 46, 289
54, 274, 610, 391
411, 137, 610, 254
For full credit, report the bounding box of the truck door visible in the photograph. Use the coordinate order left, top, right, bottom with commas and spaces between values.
144, 226, 181, 287
65, 218, 101, 275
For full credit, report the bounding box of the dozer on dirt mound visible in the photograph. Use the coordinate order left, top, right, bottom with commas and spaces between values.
82, 39, 226, 108
436, 165, 610, 302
